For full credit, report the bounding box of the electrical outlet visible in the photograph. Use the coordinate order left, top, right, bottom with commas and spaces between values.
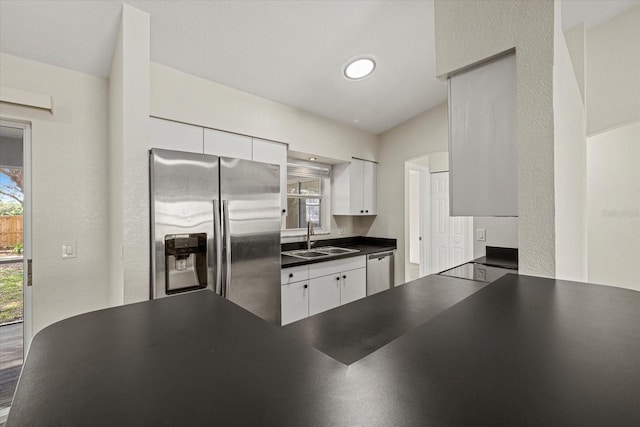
62, 240, 77, 259
476, 229, 486, 242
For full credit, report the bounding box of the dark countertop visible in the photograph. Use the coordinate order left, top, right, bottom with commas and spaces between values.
284, 274, 488, 364
9, 274, 640, 426
281, 236, 396, 268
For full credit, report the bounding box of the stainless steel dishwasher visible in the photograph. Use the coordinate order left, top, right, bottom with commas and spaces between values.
366, 251, 395, 295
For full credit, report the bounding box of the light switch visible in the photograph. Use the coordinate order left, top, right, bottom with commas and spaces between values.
476, 229, 486, 242
62, 241, 77, 259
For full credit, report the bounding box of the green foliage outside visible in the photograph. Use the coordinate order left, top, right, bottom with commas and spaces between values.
0, 201, 23, 216
0, 263, 23, 324
12, 243, 23, 254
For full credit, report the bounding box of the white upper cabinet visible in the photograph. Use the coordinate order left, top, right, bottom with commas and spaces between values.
362, 160, 377, 215
448, 53, 517, 216
332, 158, 377, 215
252, 138, 288, 215
149, 117, 203, 153
203, 128, 252, 160
149, 119, 287, 215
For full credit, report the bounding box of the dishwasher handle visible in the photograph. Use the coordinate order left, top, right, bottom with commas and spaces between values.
368, 251, 394, 261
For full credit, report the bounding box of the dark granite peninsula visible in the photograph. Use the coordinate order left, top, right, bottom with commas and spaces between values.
284, 274, 488, 364
8, 274, 640, 426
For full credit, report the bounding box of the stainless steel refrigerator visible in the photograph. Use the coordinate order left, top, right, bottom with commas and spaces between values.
150, 148, 282, 324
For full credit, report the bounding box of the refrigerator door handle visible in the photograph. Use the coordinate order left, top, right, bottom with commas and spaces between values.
213, 199, 222, 295
222, 199, 231, 298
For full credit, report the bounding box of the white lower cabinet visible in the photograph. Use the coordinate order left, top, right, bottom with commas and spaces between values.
340, 267, 366, 305
309, 274, 341, 316
282, 256, 367, 324
281, 280, 309, 326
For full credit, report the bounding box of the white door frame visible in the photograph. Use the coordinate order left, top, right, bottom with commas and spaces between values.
0, 119, 32, 353
405, 162, 431, 280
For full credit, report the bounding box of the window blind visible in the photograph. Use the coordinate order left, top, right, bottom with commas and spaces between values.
287, 159, 331, 179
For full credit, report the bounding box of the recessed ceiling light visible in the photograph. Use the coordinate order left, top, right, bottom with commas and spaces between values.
343, 57, 376, 80
309, 157, 317, 161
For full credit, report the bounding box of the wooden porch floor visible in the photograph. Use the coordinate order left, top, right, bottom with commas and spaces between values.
0, 322, 23, 410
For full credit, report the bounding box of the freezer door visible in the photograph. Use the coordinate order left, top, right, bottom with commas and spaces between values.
220, 157, 281, 323
150, 149, 220, 298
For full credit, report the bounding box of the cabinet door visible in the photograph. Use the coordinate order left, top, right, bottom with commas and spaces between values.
309, 274, 341, 316
349, 159, 365, 215
204, 128, 252, 159
252, 138, 287, 216
149, 117, 203, 153
331, 162, 351, 215
340, 267, 366, 305
362, 160, 377, 215
281, 281, 309, 325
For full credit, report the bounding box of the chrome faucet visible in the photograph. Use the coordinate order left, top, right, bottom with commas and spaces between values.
307, 221, 315, 250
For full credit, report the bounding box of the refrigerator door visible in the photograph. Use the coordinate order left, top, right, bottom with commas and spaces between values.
150, 149, 220, 298
220, 157, 281, 324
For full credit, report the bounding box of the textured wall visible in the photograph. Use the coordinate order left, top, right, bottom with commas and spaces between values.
368, 104, 449, 284
0, 53, 110, 335
586, 5, 640, 136
434, 0, 556, 277
553, 1, 587, 282
108, 4, 151, 305
108, 10, 124, 306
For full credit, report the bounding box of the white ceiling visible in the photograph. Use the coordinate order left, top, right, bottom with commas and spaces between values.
1, 0, 638, 135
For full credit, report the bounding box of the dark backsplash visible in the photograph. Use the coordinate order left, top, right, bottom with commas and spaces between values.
485, 246, 518, 264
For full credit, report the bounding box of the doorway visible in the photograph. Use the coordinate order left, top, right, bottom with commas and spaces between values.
407, 164, 430, 281
0, 121, 31, 416
406, 160, 473, 282
430, 172, 473, 273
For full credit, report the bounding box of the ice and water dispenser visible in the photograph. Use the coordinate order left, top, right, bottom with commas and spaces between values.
164, 233, 208, 294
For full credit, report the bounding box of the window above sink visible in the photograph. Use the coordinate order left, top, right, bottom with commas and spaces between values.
282, 158, 331, 237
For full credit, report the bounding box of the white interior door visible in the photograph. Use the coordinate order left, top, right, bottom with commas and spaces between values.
430, 172, 450, 273
430, 172, 473, 274
419, 169, 430, 277
409, 170, 420, 265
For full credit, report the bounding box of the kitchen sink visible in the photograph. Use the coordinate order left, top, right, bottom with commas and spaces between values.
282, 247, 360, 260
315, 247, 359, 255
283, 250, 332, 260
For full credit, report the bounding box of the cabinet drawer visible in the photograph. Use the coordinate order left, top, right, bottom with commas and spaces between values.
308, 256, 366, 279
281, 265, 309, 285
